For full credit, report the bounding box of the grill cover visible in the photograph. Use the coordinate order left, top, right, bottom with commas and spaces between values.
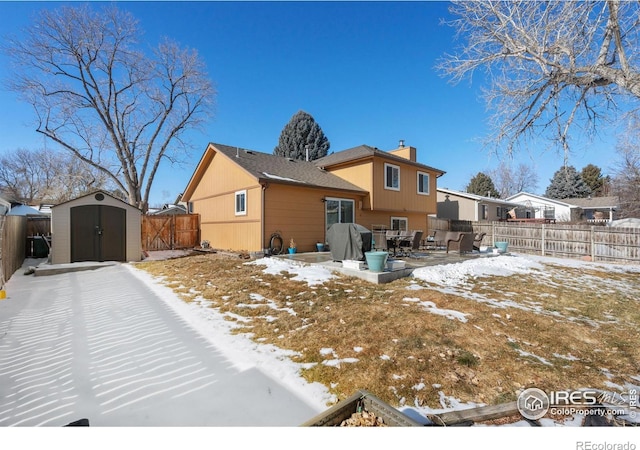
326, 223, 372, 261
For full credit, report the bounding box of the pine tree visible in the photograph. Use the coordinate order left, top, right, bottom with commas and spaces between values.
580, 164, 607, 197
273, 110, 330, 161
545, 165, 592, 199
466, 172, 500, 198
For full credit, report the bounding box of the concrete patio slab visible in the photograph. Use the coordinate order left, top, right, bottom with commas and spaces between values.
278, 250, 502, 284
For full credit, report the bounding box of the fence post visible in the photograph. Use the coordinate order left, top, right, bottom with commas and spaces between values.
591, 226, 595, 261
492, 221, 496, 246
541, 223, 545, 256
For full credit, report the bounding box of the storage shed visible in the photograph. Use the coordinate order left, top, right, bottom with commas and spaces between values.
51, 191, 142, 264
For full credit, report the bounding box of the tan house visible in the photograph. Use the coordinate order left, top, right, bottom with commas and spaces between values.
181, 142, 445, 253
437, 188, 520, 221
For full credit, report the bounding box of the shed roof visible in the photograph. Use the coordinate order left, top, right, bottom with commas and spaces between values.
51, 190, 141, 212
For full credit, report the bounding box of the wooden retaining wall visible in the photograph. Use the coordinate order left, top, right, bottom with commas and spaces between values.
0, 215, 27, 286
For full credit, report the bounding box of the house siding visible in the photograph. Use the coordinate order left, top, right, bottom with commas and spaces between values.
371, 158, 435, 214
264, 184, 363, 253
437, 192, 478, 221
325, 157, 438, 217
324, 162, 374, 209
190, 151, 263, 251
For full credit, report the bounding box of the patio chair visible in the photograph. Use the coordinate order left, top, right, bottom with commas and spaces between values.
473, 232, 486, 251
433, 230, 448, 250
446, 232, 474, 254
407, 230, 424, 257
397, 230, 416, 257
372, 230, 390, 253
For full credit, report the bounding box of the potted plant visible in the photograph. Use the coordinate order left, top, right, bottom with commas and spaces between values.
288, 238, 297, 254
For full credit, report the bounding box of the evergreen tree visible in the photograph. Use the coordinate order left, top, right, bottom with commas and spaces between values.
580, 164, 607, 197
466, 172, 500, 198
274, 110, 330, 161
545, 165, 592, 199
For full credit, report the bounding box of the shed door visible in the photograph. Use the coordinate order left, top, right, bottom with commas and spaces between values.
70, 205, 126, 262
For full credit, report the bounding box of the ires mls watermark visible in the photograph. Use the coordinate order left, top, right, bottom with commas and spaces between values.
516, 387, 638, 421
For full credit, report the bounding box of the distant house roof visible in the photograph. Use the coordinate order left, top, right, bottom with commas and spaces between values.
187, 143, 368, 196
507, 192, 618, 209
506, 192, 574, 208
563, 196, 618, 209
36, 204, 54, 215
7, 204, 47, 216
437, 187, 521, 206
150, 204, 187, 215
315, 144, 446, 176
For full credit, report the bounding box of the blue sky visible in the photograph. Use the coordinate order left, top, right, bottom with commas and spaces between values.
0, 1, 620, 207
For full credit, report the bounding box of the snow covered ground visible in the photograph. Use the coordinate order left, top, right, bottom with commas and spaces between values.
134, 255, 640, 450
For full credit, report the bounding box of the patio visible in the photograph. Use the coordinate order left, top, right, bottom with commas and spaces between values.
277, 249, 503, 284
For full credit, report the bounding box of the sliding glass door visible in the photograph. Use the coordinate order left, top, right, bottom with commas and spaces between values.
325, 198, 354, 230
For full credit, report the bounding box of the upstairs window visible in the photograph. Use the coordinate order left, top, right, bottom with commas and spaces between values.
417, 171, 430, 195
235, 190, 247, 216
385, 163, 400, 191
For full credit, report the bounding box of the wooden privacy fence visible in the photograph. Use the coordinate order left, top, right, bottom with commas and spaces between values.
142, 214, 200, 251
0, 215, 27, 286
472, 221, 640, 264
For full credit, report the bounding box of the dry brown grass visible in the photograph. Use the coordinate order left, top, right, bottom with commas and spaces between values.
133, 252, 640, 412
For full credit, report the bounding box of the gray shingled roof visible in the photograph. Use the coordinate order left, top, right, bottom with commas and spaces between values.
212, 143, 367, 193
315, 144, 445, 175
564, 196, 618, 208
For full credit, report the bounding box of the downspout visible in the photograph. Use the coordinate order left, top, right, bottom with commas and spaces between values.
261, 182, 267, 254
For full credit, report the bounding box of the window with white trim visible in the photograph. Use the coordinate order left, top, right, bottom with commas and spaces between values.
325, 198, 354, 230
235, 190, 247, 216
391, 217, 408, 231
417, 171, 430, 195
384, 163, 400, 191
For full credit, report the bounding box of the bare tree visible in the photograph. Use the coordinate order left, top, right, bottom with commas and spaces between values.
611, 120, 640, 218
439, 1, 640, 159
3, 4, 215, 211
0, 148, 111, 204
488, 162, 539, 198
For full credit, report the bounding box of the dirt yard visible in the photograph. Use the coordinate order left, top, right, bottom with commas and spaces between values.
133, 251, 640, 411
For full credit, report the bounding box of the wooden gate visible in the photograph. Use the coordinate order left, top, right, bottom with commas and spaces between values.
142, 214, 200, 251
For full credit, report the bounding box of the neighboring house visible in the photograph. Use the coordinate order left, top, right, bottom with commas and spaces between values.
150, 204, 188, 215
181, 142, 445, 253
6, 204, 48, 217
564, 196, 618, 222
506, 192, 618, 222
436, 188, 521, 221
0, 196, 10, 216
